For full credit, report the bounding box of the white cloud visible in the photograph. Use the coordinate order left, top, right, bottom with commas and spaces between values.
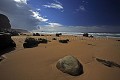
80, 6, 86, 11
54, 0, 62, 5
35, 22, 63, 31
47, 23, 63, 27
82, 1, 88, 4
33, 25, 120, 32
43, 0, 63, 10
29, 10, 48, 22
0, 0, 48, 30
14, 0, 28, 4
43, 3, 63, 9
36, 8, 41, 11
76, 6, 86, 12
75, 0, 88, 13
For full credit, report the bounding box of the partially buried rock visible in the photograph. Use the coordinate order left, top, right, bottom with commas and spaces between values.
56, 55, 83, 76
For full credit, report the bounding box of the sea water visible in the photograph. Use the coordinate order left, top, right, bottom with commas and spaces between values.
32, 31, 120, 38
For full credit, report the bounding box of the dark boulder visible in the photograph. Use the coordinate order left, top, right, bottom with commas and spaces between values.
89, 35, 94, 38
52, 38, 57, 40
33, 33, 40, 36
33, 33, 36, 36
0, 14, 11, 32
38, 38, 48, 43
56, 55, 83, 76
23, 37, 38, 48
116, 40, 120, 41
66, 39, 70, 42
83, 33, 89, 37
36, 33, 40, 36
59, 39, 69, 43
0, 33, 16, 55
56, 33, 62, 37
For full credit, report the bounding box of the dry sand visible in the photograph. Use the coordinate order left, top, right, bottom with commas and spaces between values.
0, 35, 120, 80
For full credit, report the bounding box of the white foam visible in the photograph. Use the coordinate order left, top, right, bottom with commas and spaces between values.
32, 31, 120, 38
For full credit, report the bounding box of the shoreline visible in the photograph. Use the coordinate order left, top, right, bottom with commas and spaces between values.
30, 32, 120, 38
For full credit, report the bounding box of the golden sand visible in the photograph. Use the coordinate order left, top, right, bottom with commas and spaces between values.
0, 35, 120, 80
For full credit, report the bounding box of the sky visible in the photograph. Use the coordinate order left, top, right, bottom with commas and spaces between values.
0, 0, 120, 32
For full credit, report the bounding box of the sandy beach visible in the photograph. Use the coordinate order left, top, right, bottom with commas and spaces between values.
0, 35, 120, 80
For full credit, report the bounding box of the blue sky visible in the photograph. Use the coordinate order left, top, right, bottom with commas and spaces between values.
28, 0, 120, 26
0, 0, 120, 32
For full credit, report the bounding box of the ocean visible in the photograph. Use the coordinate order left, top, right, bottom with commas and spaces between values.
32, 31, 120, 38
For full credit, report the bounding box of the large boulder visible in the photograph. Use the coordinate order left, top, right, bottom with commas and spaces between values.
23, 37, 38, 48
56, 55, 83, 76
0, 14, 11, 31
0, 33, 16, 55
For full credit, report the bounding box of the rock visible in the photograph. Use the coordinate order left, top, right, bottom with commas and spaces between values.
33, 33, 40, 36
116, 40, 120, 41
83, 33, 89, 37
0, 14, 11, 31
23, 37, 38, 48
52, 38, 57, 40
96, 58, 120, 68
89, 35, 94, 38
56, 55, 83, 76
56, 33, 62, 37
38, 38, 48, 43
59, 39, 69, 43
0, 32, 16, 55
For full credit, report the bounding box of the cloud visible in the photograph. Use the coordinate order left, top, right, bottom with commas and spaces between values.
47, 23, 63, 27
76, 6, 86, 12
14, 0, 28, 4
82, 0, 88, 4
29, 10, 48, 22
33, 22, 63, 31
36, 8, 41, 11
43, 0, 63, 10
80, 6, 86, 11
75, 1, 88, 13
43, 3, 63, 9
33, 25, 120, 32
0, 0, 48, 30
